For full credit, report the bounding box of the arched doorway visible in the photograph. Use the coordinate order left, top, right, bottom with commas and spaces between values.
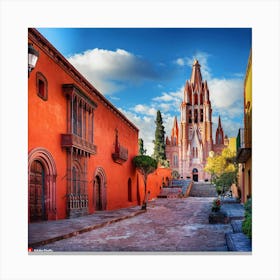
93, 167, 107, 211
192, 168, 198, 182
95, 175, 102, 210
29, 160, 46, 222
28, 148, 57, 222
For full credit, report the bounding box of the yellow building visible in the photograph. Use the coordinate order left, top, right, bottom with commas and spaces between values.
236, 49, 252, 203
228, 137, 237, 153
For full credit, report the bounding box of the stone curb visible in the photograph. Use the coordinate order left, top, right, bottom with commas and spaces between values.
29, 209, 146, 248
225, 232, 252, 251
231, 220, 243, 233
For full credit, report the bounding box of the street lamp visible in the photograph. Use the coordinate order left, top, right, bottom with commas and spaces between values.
28, 43, 39, 77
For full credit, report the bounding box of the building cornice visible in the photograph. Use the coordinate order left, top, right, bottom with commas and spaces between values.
28, 28, 139, 133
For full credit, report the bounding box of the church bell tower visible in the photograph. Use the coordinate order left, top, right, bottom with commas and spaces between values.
166, 59, 226, 181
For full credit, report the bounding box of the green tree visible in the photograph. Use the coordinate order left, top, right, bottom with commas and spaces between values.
204, 148, 237, 194
133, 155, 157, 210
152, 110, 166, 165
138, 138, 146, 155
242, 198, 252, 239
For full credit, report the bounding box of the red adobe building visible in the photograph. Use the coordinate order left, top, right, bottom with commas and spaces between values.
28, 28, 170, 222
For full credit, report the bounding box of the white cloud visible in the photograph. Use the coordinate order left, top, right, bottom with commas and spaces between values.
153, 92, 174, 102
133, 104, 157, 116
158, 103, 172, 112
119, 106, 176, 156
209, 78, 243, 108
175, 58, 185, 66
204, 77, 243, 137
212, 115, 242, 138
118, 108, 155, 156
67, 48, 157, 95
162, 112, 178, 138
152, 86, 184, 114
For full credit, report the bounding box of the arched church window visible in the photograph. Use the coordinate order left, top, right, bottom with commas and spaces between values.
194, 93, 198, 105
200, 109, 203, 122
218, 134, 222, 144
173, 154, 178, 167
194, 109, 198, 123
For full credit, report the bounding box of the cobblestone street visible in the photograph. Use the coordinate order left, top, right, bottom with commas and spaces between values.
35, 197, 233, 252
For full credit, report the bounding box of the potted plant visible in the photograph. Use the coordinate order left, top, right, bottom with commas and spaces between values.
212, 198, 221, 212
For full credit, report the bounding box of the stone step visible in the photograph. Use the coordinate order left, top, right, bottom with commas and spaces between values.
190, 183, 218, 197
221, 197, 240, 204
157, 187, 182, 198
158, 179, 193, 198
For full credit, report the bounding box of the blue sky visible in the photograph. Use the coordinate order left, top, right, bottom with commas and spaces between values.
38, 28, 251, 155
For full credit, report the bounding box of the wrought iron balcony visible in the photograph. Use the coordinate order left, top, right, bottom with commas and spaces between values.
61, 133, 97, 156
236, 128, 251, 163
111, 128, 128, 164
112, 144, 128, 164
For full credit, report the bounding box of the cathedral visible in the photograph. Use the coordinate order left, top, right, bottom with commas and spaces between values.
166, 59, 228, 181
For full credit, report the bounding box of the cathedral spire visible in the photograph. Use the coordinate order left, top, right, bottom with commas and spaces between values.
190, 59, 202, 86
218, 115, 222, 127
215, 115, 224, 145
171, 116, 179, 145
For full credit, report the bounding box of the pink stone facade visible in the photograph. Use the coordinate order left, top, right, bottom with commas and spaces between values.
166, 60, 227, 181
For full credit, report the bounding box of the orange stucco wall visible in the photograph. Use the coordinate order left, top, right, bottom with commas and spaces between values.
28, 31, 139, 220
135, 168, 172, 204
28, 29, 171, 221
28, 43, 69, 219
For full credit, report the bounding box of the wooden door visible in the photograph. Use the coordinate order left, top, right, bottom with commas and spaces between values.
29, 160, 46, 222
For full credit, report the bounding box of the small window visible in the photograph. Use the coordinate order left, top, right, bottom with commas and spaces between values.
36, 72, 48, 101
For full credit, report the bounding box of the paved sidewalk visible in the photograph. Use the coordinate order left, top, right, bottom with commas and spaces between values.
29, 197, 251, 252
31, 197, 233, 252
28, 205, 145, 248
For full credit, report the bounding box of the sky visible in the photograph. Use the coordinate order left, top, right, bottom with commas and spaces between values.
38, 28, 252, 155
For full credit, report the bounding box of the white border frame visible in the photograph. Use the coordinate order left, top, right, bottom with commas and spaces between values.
1, 1, 279, 279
